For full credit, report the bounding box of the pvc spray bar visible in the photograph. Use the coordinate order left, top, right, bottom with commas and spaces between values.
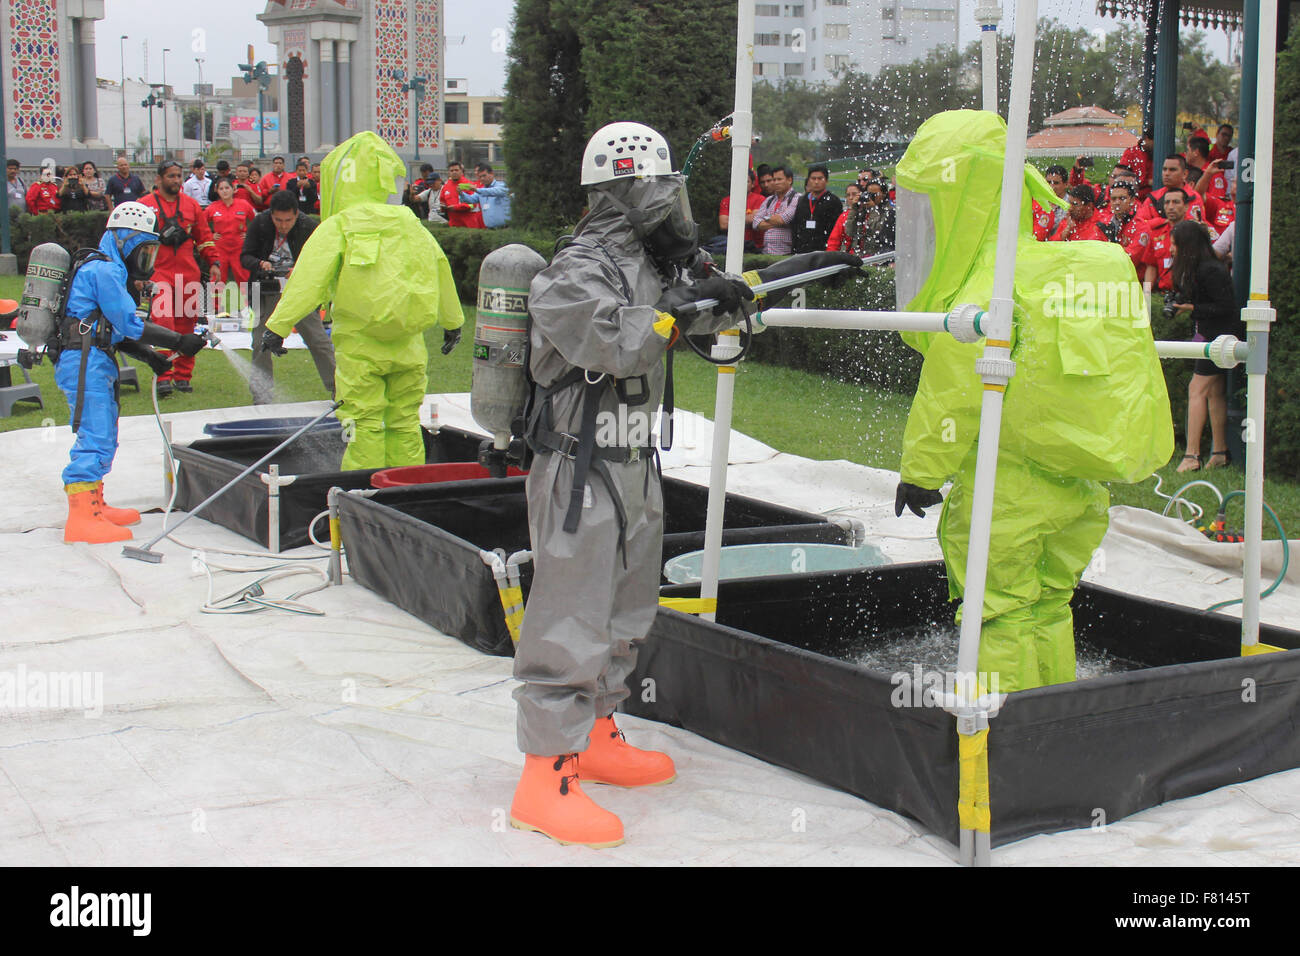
681, 253, 896, 317
1154, 336, 1251, 367
754, 302, 986, 339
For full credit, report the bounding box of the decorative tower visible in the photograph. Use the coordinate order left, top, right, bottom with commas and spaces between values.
258, 0, 445, 170
1, 0, 111, 164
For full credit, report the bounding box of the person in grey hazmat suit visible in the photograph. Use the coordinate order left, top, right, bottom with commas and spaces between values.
509, 123, 754, 848
509, 122, 859, 848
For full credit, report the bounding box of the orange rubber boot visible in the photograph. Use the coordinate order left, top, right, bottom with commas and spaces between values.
509, 754, 624, 848
580, 715, 677, 787
63, 484, 132, 544
94, 482, 140, 526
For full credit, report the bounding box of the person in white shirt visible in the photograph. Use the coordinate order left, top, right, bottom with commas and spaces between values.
183, 159, 213, 208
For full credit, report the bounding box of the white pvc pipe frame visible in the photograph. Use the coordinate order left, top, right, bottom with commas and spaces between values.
705, 0, 1275, 866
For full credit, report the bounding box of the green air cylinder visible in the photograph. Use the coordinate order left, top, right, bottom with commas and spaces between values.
17, 242, 71, 353
471, 244, 549, 449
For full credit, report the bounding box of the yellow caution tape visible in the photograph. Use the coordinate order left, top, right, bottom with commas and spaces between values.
658, 596, 718, 615
1242, 641, 1285, 656
499, 584, 526, 644
329, 516, 341, 551
742, 270, 762, 287
957, 727, 991, 833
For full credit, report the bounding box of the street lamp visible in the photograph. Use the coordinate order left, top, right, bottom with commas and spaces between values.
238, 45, 273, 159
391, 69, 429, 161
162, 47, 170, 158
120, 35, 128, 159
143, 88, 165, 163
195, 56, 206, 154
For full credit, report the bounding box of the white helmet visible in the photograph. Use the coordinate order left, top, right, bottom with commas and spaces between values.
106, 201, 159, 236
581, 122, 676, 186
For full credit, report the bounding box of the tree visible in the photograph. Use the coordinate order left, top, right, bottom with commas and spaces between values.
751, 79, 824, 169
501, 0, 589, 231
502, 0, 740, 232
577, 0, 740, 232
1177, 30, 1240, 126
181, 105, 214, 143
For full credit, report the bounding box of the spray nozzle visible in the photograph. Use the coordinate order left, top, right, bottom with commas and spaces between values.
193, 324, 223, 349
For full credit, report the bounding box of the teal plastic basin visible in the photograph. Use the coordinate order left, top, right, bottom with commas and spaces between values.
663, 541, 890, 585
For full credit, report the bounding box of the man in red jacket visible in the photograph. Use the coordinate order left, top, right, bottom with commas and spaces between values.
140, 161, 219, 395
439, 161, 485, 228
1127, 187, 1188, 293
257, 155, 294, 206
1120, 128, 1154, 202
1097, 181, 1142, 262
1049, 185, 1108, 242
1138, 154, 1205, 223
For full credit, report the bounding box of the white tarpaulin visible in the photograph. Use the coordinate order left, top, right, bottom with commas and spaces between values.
2, 395, 1298, 865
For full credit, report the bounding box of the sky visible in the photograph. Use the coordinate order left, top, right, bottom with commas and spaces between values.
98, 0, 1231, 96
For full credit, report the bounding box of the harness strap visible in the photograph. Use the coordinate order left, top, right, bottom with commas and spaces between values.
562, 377, 604, 534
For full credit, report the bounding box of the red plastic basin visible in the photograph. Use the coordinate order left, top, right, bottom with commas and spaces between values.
370, 462, 527, 488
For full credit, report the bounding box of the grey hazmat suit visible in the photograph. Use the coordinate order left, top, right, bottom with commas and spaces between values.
513, 177, 741, 756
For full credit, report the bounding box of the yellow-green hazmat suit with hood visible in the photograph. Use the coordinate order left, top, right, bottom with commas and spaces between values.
264, 130, 464, 470
895, 110, 1173, 692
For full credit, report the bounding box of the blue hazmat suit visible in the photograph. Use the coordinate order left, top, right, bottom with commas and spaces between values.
56, 229, 150, 486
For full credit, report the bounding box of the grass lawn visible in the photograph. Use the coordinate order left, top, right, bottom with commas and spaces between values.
2, 271, 1291, 539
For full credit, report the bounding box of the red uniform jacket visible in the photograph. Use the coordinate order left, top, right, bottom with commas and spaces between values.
1138, 184, 1205, 224
206, 197, 259, 283
26, 181, 60, 214
1049, 213, 1108, 242
257, 171, 294, 204
1120, 144, 1153, 201
1128, 218, 1177, 292
440, 177, 485, 228
140, 191, 216, 318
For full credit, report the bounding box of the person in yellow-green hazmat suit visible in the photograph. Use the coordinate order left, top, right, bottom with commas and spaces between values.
891, 110, 1174, 693
259, 131, 464, 470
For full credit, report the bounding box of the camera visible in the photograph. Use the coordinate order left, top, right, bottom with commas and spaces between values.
1078, 157, 1094, 168
1221, 160, 1234, 170
1162, 292, 1186, 321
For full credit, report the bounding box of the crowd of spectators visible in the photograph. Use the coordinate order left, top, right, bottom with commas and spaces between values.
404, 161, 512, 228
711, 162, 898, 260
7, 151, 515, 232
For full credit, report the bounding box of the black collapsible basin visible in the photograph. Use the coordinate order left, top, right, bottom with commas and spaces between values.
625, 562, 1300, 846
170, 425, 487, 550
335, 475, 854, 656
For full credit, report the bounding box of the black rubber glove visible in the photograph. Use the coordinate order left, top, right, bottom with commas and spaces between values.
894, 482, 944, 518
261, 329, 288, 356
177, 333, 207, 357
753, 251, 864, 308
441, 327, 462, 355
655, 276, 754, 328
116, 339, 173, 376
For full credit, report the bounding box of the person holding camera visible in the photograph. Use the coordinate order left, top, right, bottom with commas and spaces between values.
58, 166, 90, 212
1168, 220, 1238, 473
139, 159, 220, 395
240, 189, 336, 405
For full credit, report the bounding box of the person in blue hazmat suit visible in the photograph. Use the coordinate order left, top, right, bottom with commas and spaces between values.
57, 201, 208, 543
509, 121, 860, 847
